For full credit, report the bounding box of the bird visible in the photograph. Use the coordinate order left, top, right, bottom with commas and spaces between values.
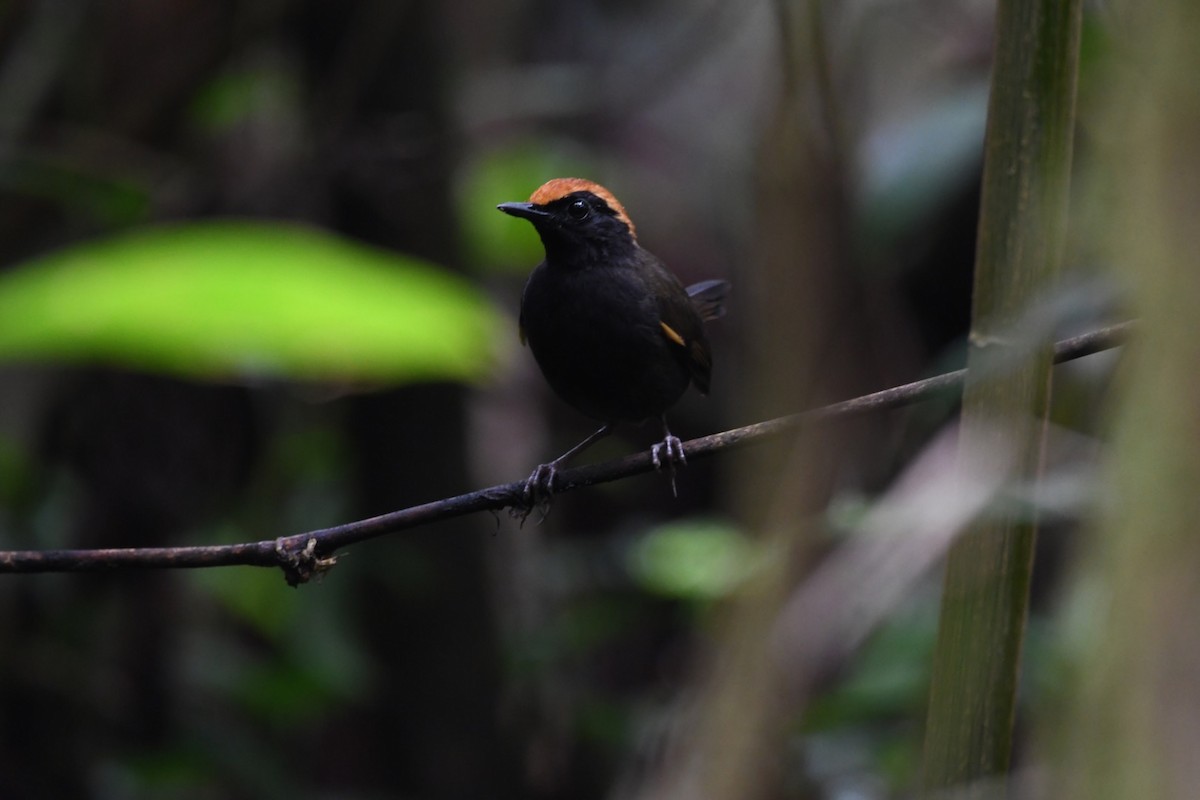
497, 177, 729, 511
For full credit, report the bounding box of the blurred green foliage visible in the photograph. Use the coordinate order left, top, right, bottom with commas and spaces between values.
0, 437, 32, 511
628, 518, 753, 600
3, 153, 152, 226
189, 568, 372, 723
458, 141, 595, 274
190, 63, 301, 136
0, 221, 511, 383
807, 601, 936, 731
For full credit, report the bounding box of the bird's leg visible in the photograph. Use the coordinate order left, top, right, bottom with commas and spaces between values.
518, 423, 614, 516
650, 415, 687, 497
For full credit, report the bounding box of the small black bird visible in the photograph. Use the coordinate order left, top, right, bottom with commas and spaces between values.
498, 178, 729, 507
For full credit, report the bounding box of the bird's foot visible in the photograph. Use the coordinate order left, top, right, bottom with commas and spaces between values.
509, 461, 559, 525
651, 435, 687, 497
651, 434, 687, 469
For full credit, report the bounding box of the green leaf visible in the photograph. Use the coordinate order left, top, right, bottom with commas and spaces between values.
0, 221, 511, 383
458, 140, 594, 274
628, 518, 754, 600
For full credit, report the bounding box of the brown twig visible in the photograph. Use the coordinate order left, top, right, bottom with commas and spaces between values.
0, 321, 1132, 584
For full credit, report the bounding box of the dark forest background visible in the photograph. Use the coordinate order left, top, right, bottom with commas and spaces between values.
0, 2, 1141, 799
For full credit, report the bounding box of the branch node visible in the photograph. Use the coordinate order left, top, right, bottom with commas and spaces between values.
968, 332, 1015, 348
275, 536, 338, 587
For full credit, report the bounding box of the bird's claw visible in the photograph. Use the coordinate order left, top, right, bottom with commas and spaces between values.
651, 435, 686, 497
524, 461, 558, 504
509, 462, 558, 524
651, 435, 686, 470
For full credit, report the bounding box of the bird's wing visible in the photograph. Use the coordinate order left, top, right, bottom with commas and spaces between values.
654, 271, 714, 395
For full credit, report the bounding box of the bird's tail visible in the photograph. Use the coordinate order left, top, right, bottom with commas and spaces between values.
686, 279, 731, 322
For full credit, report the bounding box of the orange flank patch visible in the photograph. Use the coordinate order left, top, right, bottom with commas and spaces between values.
659, 321, 686, 347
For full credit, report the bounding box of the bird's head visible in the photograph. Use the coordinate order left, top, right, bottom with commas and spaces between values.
498, 178, 639, 266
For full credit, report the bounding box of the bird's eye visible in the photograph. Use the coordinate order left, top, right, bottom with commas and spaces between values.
567, 199, 590, 220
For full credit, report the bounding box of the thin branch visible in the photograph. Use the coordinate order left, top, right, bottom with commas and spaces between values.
0, 321, 1132, 585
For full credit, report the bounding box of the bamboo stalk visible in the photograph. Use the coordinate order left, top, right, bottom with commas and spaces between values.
919, 0, 1083, 794
1055, 4, 1200, 798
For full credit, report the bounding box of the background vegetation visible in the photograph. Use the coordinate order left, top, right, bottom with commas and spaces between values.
0, 1, 1186, 798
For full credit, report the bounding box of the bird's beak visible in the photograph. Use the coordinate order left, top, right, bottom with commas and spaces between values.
497, 201, 551, 222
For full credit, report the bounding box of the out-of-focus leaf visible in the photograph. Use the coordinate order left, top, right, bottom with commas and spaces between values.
2, 154, 151, 225
233, 660, 342, 726
189, 566, 372, 712
804, 605, 937, 729
0, 221, 511, 382
193, 565, 294, 639
857, 82, 989, 256
577, 698, 630, 746
458, 141, 593, 274
628, 518, 753, 600
0, 435, 32, 511
190, 64, 299, 134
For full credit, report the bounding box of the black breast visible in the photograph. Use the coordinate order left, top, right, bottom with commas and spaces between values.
520, 262, 693, 423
